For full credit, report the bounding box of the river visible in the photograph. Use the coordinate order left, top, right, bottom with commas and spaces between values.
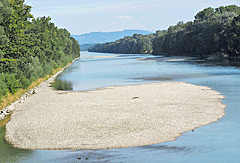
1, 51, 240, 162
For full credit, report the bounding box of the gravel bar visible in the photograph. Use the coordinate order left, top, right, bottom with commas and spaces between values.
5, 80, 226, 150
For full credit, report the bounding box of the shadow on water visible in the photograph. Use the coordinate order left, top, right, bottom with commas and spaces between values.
0, 127, 33, 163
139, 144, 191, 153
184, 58, 240, 68
46, 150, 113, 163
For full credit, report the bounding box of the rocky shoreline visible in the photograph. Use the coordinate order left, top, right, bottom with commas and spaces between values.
0, 57, 80, 121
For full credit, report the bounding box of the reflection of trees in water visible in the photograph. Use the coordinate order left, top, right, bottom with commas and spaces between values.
185, 58, 240, 68
52, 78, 73, 90
0, 127, 33, 162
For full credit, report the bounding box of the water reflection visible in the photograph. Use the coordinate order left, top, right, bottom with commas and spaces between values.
185, 58, 240, 68
143, 55, 240, 68
52, 78, 73, 91
1, 52, 240, 162
0, 127, 33, 163
139, 144, 191, 153
48, 150, 112, 163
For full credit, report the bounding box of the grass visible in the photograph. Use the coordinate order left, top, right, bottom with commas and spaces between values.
0, 114, 11, 128
0, 76, 49, 111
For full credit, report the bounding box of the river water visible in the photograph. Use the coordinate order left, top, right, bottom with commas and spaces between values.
1, 51, 240, 162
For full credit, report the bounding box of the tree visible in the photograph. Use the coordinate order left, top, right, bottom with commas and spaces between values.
224, 15, 240, 58
89, 33, 155, 54
194, 7, 216, 21
152, 5, 240, 58
0, 0, 80, 102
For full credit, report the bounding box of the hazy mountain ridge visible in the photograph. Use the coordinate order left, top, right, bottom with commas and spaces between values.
72, 30, 153, 45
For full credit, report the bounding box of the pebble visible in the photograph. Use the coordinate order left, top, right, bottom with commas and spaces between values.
0, 114, 5, 119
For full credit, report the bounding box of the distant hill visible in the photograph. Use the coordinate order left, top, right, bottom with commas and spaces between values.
72, 30, 153, 45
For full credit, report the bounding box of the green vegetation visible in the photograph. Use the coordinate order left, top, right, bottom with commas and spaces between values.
89, 5, 240, 60
152, 5, 240, 59
88, 33, 155, 54
0, 114, 11, 128
80, 44, 97, 51
0, 0, 80, 104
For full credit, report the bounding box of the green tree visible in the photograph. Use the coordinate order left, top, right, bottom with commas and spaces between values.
223, 15, 240, 58
1, 0, 33, 58
194, 7, 216, 21
152, 5, 240, 58
0, 0, 80, 102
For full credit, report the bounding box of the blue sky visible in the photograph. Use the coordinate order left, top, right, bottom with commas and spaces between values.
25, 0, 239, 35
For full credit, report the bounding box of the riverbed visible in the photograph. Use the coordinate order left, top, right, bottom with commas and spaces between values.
1, 51, 240, 162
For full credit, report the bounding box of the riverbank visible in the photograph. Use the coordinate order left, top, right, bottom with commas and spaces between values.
0, 57, 80, 127
5, 80, 226, 150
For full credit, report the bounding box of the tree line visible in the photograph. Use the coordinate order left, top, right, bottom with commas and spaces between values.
153, 5, 240, 59
88, 33, 156, 54
89, 5, 240, 60
0, 0, 80, 102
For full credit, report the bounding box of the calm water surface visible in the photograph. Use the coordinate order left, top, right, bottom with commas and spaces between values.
1, 51, 240, 162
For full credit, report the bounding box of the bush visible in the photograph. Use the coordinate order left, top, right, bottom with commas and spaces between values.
1, 73, 21, 94
0, 76, 8, 101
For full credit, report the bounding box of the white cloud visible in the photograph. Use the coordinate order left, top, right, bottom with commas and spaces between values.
31, 3, 120, 17
118, 15, 131, 19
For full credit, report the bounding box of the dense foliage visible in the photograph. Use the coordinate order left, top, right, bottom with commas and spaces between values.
88, 34, 155, 54
152, 5, 240, 59
0, 0, 80, 101
80, 44, 96, 51
89, 5, 240, 60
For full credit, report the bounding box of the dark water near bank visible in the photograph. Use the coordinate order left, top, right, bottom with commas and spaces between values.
1, 51, 240, 162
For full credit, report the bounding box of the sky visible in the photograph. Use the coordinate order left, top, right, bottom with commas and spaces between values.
24, 0, 239, 35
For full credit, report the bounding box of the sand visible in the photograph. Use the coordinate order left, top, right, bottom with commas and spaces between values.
5, 80, 226, 150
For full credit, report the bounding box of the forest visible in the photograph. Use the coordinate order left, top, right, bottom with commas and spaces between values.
89, 34, 155, 54
89, 5, 240, 60
0, 0, 80, 103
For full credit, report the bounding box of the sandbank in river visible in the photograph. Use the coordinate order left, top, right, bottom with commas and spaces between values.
5, 77, 226, 150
